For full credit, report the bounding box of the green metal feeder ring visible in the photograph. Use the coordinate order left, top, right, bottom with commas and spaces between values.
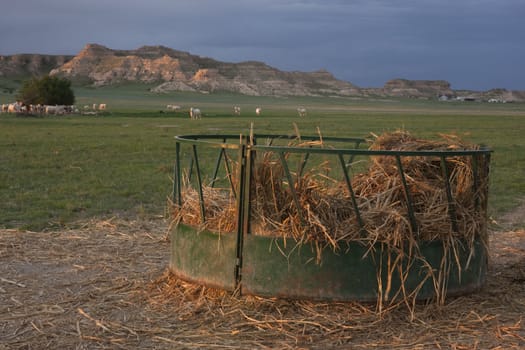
170, 223, 487, 302
170, 133, 491, 302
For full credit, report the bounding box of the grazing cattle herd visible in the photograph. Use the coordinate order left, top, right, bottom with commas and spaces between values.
0, 101, 107, 116
1, 101, 309, 119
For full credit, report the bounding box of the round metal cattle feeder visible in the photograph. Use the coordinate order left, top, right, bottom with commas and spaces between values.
169, 133, 491, 302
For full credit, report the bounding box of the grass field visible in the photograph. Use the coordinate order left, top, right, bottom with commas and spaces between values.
1, 84, 525, 230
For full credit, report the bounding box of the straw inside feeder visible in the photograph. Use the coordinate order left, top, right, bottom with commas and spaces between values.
172, 130, 487, 245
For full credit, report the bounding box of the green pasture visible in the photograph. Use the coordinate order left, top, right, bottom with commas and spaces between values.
1, 84, 524, 231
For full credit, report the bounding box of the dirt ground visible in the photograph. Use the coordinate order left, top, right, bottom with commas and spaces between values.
1, 214, 524, 349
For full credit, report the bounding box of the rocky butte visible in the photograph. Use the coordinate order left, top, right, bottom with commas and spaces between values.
1, 43, 524, 101
48, 43, 360, 97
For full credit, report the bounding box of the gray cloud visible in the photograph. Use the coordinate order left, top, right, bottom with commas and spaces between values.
1, 0, 523, 90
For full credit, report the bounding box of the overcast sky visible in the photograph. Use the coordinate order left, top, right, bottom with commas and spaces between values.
1, 0, 524, 90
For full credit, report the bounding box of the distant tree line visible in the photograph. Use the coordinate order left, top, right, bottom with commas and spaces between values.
17, 75, 75, 106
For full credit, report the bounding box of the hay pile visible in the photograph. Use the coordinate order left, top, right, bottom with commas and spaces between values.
353, 131, 487, 244
172, 130, 489, 249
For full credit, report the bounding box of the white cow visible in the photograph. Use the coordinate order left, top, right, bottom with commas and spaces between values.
56, 105, 67, 115
233, 106, 241, 115
33, 104, 45, 114
255, 107, 262, 116
45, 105, 57, 115
99, 103, 106, 110
189, 107, 201, 119
297, 106, 307, 117
45, 105, 71, 115
8, 103, 21, 113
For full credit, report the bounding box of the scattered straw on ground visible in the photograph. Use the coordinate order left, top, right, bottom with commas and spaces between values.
1, 217, 523, 349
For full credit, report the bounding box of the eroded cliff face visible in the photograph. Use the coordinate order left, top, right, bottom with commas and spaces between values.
2, 43, 523, 101
50, 44, 190, 85
382, 79, 453, 97
48, 44, 360, 96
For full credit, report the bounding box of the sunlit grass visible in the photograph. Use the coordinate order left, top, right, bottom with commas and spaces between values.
1, 87, 524, 230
